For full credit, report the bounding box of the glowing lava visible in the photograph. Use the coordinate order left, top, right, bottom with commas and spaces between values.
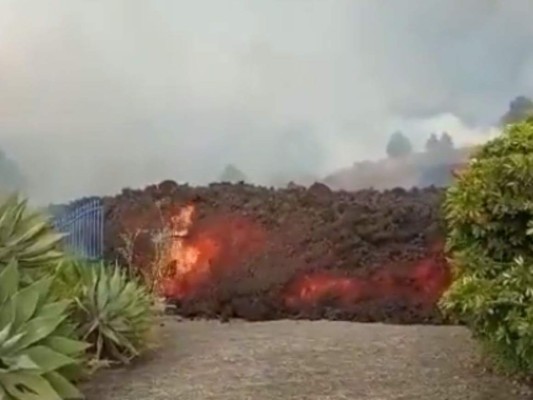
160, 204, 266, 300
283, 256, 451, 309
159, 204, 451, 314
284, 272, 367, 308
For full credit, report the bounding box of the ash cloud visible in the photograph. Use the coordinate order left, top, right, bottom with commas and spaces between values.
0, 0, 531, 203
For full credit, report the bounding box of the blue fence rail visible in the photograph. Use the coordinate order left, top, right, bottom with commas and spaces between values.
50, 198, 104, 260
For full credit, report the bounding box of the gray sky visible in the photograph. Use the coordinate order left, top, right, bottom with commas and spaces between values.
0, 0, 531, 203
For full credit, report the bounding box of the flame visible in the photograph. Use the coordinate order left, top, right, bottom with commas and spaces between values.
160, 204, 217, 298
168, 204, 219, 279
160, 204, 266, 300
170, 204, 195, 237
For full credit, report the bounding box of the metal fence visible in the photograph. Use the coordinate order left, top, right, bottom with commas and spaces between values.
51, 198, 104, 260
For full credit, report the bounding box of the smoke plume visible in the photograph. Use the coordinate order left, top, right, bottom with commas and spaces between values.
0, 0, 531, 203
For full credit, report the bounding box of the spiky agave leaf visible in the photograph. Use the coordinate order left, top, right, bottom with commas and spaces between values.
0, 194, 66, 273
0, 260, 90, 400
49, 259, 86, 303
73, 262, 154, 364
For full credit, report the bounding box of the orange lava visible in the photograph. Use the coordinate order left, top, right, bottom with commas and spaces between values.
160, 204, 266, 299
283, 256, 451, 309
160, 205, 451, 310
410, 257, 451, 303
283, 272, 367, 308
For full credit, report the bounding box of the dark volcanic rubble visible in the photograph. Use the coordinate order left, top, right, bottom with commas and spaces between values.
102, 181, 449, 324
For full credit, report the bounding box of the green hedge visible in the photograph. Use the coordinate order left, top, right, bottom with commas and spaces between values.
441, 117, 533, 373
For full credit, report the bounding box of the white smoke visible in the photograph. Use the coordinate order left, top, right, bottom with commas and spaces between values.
0, 0, 530, 203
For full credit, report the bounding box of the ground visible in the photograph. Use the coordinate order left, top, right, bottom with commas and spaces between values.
83, 318, 532, 400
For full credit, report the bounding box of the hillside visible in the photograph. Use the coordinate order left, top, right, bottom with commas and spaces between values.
322, 146, 477, 191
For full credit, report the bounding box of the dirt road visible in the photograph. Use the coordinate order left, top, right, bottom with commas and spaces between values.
83, 318, 532, 400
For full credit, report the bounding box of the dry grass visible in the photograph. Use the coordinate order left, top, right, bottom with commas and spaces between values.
117, 202, 175, 294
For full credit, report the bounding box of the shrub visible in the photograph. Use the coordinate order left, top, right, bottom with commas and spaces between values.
64, 261, 155, 365
440, 117, 533, 373
0, 260, 89, 400
0, 194, 64, 276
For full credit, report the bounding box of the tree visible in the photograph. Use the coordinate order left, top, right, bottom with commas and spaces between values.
500, 95, 533, 126
439, 132, 454, 151
425, 133, 439, 152
218, 164, 247, 183
440, 117, 533, 373
386, 131, 412, 158
425, 132, 454, 153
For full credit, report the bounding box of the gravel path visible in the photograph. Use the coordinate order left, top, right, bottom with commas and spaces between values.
83, 318, 532, 400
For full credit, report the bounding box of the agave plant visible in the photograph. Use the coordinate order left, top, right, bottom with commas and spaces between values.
0, 260, 89, 400
73, 262, 154, 364
49, 259, 86, 303
0, 194, 65, 272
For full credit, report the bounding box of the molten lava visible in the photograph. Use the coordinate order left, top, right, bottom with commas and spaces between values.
283, 256, 450, 310
160, 204, 266, 300
284, 272, 367, 308
159, 204, 451, 317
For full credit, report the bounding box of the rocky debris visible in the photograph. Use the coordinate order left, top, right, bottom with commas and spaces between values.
102, 181, 449, 324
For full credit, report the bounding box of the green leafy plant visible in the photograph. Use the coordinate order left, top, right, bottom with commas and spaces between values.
71, 262, 155, 365
0, 260, 89, 400
0, 194, 65, 273
50, 260, 86, 303
440, 117, 533, 373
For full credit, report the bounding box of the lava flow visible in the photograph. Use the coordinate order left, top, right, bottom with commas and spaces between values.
283, 254, 451, 310
106, 181, 451, 323
160, 205, 451, 312
283, 272, 368, 308
160, 204, 266, 300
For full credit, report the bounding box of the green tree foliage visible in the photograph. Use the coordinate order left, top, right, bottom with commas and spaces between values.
386, 131, 412, 158
440, 117, 533, 373
0, 149, 26, 193
500, 96, 533, 127
218, 164, 247, 183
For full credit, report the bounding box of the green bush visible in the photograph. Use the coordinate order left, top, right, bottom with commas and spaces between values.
62, 261, 155, 365
0, 260, 89, 400
441, 117, 533, 373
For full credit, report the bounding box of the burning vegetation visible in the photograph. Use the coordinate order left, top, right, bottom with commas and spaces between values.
160, 203, 267, 301
104, 181, 450, 323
